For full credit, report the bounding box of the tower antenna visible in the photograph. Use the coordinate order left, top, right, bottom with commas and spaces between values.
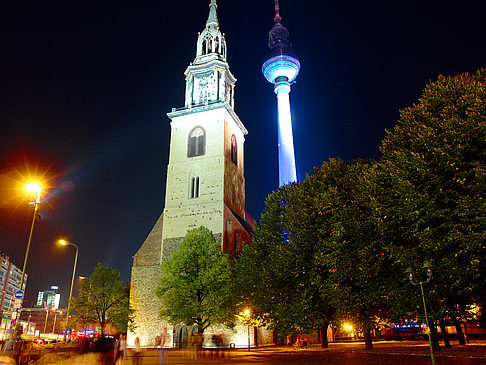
274, 0, 282, 23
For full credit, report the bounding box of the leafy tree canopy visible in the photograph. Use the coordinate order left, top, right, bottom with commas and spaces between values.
156, 226, 236, 333
377, 69, 486, 319
70, 263, 135, 335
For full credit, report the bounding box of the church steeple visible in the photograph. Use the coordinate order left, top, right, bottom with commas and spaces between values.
183, 0, 236, 109
194, 0, 226, 63
206, 0, 219, 28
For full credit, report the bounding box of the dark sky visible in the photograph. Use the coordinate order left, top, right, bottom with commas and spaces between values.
1, 0, 484, 306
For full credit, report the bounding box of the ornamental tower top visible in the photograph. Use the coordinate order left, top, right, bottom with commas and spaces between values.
194, 0, 227, 64
184, 0, 236, 109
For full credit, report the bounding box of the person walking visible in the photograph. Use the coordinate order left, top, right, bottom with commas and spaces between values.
132, 337, 141, 365
158, 328, 169, 365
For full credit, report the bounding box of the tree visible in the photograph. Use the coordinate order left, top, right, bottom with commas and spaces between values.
156, 226, 236, 333
237, 181, 335, 347
376, 69, 486, 346
310, 159, 400, 350
70, 263, 135, 336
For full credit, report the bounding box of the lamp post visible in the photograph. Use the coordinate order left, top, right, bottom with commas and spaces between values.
244, 309, 250, 351
20, 183, 42, 291
59, 240, 79, 340
52, 310, 60, 334
405, 261, 436, 365
43, 308, 49, 333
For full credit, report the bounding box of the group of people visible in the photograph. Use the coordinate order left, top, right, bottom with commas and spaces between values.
112, 327, 229, 364
114, 334, 141, 365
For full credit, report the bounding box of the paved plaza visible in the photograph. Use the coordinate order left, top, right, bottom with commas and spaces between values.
60, 340, 486, 364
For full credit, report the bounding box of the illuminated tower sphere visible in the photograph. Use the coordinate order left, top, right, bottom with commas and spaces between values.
262, 0, 300, 186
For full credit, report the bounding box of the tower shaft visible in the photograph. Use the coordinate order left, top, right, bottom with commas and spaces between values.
276, 82, 297, 185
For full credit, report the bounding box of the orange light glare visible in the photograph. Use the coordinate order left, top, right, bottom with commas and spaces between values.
25, 183, 42, 193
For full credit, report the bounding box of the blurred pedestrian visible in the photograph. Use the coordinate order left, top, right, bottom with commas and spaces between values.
158, 328, 169, 365
132, 337, 141, 365
119, 334, 127, 362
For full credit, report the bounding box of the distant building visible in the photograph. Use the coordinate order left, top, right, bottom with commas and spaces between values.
19, 307, 66, 335
36, 286, 61, 309
0, 254, 27, 329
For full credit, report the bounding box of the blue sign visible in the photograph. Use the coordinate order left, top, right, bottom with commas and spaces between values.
14, 290, 24, 299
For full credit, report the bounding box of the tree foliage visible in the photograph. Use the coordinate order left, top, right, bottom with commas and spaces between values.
237, 182, 335, 342
70, 263, 135, 336
377, 70, 486, 322
156, 226, 236, 333
234, 69, 486, 350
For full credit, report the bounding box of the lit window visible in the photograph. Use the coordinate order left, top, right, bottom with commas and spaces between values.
188, 127, 206, 157
231, 134, 237, 166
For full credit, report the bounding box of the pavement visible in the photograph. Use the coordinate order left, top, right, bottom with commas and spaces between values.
111, 340, 486, 364
6, 340, 486, 364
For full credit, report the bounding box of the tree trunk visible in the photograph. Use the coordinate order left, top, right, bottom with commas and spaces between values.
439, 319, 451, 348
453, 318, 466, 345
319, 324, 329, 348
429, 320, 441, 352
364, 329, 373, 350
463, 323, 470, 344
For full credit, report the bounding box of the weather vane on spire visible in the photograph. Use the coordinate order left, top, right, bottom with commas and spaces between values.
274, 0, 281, 23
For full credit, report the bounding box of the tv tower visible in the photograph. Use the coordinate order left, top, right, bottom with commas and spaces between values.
262, 0, 300, 186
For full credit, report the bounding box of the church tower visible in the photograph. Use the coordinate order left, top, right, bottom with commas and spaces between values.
128, 0, 253, 347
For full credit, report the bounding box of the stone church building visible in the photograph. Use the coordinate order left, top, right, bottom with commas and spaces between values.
128, 0, 272, 348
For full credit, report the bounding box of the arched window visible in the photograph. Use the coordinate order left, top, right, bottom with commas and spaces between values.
231, 134, 237, 166
188, 127, 206, 157
201, 39, 207, 55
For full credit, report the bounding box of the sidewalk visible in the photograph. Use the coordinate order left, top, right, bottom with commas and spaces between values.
22, 339, 486, 364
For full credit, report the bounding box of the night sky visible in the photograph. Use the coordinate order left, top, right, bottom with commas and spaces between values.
1, 0, 484, 306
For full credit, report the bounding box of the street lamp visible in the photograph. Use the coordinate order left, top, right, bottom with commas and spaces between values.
405, 261, 436, 365
20, 182, 42, 291
59, 239, 79, 340
244, 309, 251, 351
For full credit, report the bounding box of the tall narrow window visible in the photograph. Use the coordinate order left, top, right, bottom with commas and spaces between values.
190, 176, 200, 199
201, 39, 207, 55
231, 134, 237, 166
188, 127, 206, 157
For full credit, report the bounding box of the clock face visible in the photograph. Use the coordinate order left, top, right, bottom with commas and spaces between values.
199, 77, 208, 90
198, 75, 216, 95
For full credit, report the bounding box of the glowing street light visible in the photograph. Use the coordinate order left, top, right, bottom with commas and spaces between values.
405, 261, 436, 365
244, 309, 251, 351
20, 182, 42, 291
58, 239, 79, 340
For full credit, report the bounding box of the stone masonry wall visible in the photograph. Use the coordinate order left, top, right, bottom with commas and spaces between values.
127, 264, 166, 348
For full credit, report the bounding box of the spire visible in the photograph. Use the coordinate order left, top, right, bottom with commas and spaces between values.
206, 0, 219, 28
274, 0, 282, 24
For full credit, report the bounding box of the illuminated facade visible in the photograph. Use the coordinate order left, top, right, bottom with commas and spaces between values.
128, 0, 271, 349
0, 254, 27, 330
36, 285, 61, 309
262, 0, 300, 186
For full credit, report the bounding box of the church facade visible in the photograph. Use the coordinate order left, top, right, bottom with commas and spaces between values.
128, 0, 271, 348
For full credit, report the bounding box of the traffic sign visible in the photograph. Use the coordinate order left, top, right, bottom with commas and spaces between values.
13, 299, 22, 309
11, 312, 17, 320
14, 290, 24, 299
